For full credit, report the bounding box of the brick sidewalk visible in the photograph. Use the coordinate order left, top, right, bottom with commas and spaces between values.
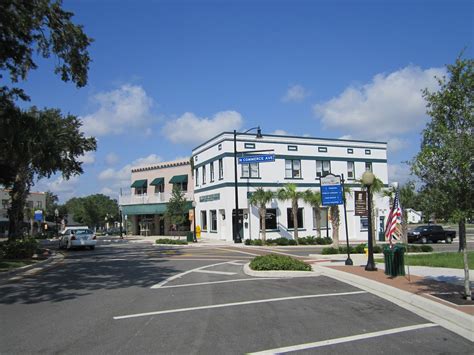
328, 265, 474, 316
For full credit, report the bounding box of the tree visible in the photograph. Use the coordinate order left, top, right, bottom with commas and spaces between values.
411, 54, 473, 300
65, 194, 118, 230
359, 175, 384, 245
0, 0, 92, 103
328, 186, 352, 247
277, 183, 304, 243
165, 185, 189, 233
249, 188, 274, 243
304, 190, 322, 237
44, 191, 59, 222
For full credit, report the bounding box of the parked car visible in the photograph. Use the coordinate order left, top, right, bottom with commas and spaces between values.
59, 227, 97, 250
407, 225, 456, 244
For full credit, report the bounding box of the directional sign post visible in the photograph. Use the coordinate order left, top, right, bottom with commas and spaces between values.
238, 154, 275, 164
320, 174, 343, 206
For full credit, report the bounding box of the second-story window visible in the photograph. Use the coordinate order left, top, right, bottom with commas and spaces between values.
242, 163, 259, 178
195, 168, 199, 186
202, 165, 206, 184
316, 160, 330, 178
210, 161, 215, 182
218, 158, 223, 179
365, 162, 372, 172
347, 161, 355, 180
285, 159, 301, 178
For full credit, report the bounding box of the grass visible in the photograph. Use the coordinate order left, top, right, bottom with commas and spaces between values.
0, 259, 36, 272
376, 251, 474, 269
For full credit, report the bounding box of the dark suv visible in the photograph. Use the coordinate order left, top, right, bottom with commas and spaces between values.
407, 225, 456, 244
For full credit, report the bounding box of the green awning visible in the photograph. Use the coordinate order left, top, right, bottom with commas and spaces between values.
121, 201, 193, 215
169, 174, 188, 184
150, 177, 164, 186
130, 179, 147, 188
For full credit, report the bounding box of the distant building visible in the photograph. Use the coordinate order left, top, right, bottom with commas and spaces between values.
119, 159, 194, 236
406, 208, 423, 224
0, 189, 46, 236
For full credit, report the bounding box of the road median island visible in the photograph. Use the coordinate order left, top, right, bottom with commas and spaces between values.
244, 254, 320, 278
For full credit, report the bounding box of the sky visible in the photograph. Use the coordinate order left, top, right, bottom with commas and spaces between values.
16, 0, 473, 202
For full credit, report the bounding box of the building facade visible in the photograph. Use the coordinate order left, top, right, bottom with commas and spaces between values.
191, 132, 390, 243
119, 159, 193, 236
0, 189, 46, 236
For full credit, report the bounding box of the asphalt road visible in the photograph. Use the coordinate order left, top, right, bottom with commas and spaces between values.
0, 241, 472, 354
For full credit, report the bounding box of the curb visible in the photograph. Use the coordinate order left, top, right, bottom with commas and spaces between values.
0, 253, 64, 285
314, 264, 474, 342
243, 262, 321, 278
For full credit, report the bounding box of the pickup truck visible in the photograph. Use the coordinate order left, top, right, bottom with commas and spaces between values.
407, 225, 456, 244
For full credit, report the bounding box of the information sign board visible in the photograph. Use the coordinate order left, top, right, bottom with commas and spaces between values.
321, 175, 343, 206
354, 191, 368, 216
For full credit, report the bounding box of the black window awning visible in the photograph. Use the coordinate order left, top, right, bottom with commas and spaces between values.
169, 175, 188, 184
150, 177, 164, 186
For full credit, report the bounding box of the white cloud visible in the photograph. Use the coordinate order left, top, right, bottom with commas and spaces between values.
272, 129, 290, 135
282, 84, 310, 103
34, 175, 81, 202
387, 138, 408, 153
79, 151, 95, 165
162, 111, 243, 144
105, 153, 119, 166
98, 154, 163, 192
313, 66, 445, 140
81, 84, 156, 136
388, 163, 412, 185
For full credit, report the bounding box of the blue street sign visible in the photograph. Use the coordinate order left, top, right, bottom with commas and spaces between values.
34, 210, 43, 222
238, 154, 275, 164
321, 185, 343, 205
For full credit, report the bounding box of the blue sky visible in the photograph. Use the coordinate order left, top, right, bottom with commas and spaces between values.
18, 0, 473, 202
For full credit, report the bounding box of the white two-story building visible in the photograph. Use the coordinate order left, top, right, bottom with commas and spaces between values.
191, 131, 390, 243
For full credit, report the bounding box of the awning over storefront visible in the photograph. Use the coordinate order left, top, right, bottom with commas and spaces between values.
150, 177, 164, 186
130, 179, 148, 188
121, 201, 193, 215
169, 174, 188, 184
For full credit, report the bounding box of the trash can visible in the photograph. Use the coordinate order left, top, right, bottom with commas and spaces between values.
393, 245, 405, 276
383, 246, 395, 276
384, 245, 405, 277
186, 232, 194, 242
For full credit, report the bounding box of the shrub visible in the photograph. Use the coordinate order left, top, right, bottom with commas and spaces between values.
316, 236, 333, 245
420, 245, 433, 252
250, 254, 311, 271
288, 239, 297, 245
244, 239, 251, 245
155, 238, 187, 245
321, 247, 339, 255
373, 245, 382, 253
0, 237, 39, 259
353, 243, 366, 254
266, 237, 290, 246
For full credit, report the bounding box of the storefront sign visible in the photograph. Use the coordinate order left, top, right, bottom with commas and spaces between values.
354, 191, 368, 216
199, 193, 220, 202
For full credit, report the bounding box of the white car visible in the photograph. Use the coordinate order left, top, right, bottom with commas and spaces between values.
59, 227, 97, 250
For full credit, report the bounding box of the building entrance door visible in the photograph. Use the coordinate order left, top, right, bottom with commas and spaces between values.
159, 217, 165, 235
379, 216, 385, 241
232, 209, 244, 241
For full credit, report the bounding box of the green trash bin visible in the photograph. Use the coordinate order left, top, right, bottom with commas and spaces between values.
186, 232, 194, 242
393, 245, 406, 276
383, 246, 395, 276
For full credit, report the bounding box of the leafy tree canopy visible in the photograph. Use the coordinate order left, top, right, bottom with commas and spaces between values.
65, 194, 118, 229
0, 0, 93, 101
165, 185, 189, 229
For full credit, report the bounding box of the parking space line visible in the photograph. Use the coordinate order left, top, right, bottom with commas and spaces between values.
248, 323, 439, 354
113, 291, 367, 320
159, 278, 283, 289
216, 248, 260, 256
194, 270, 237, 275
150, 260, 239, 289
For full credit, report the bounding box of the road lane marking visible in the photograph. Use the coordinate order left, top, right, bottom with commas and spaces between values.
150, 260, 240, 289
194, 269, 237, 275
217, 248, 260, 256
227, 261, 246, 265
248, 323, 439, 354
158, 278, 284, 289
113, 291, 367, 320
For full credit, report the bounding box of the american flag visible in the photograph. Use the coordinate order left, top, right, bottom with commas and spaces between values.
385, 189, 402, 243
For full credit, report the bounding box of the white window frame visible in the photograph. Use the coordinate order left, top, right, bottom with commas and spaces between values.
347, 161, 355, 180
285, 159, 301, 178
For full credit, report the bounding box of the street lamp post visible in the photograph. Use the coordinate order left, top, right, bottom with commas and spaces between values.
54, 208, 59, 236
119, 207, 123, 239
233, 126, 263, 243
341, 174, 353, 266
192, 200, 197, 242
362, 170, 377, 271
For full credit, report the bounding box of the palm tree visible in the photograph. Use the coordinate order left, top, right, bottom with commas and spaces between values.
304, 190, 322, 238
359, 175, 384, 245
249, 188, 274, 243
328, 186, 352, 247
277, 183, 304, 243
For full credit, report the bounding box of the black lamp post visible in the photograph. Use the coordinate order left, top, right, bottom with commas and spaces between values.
234, 126, 263, 243
341, 174, 353, 266
119, 207, 123, 239
362, 170, 377, 271
192, 200, 197, 242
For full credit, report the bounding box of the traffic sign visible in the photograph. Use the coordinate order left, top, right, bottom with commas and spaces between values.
321, 174, 343, 206
238, 154, 275, 164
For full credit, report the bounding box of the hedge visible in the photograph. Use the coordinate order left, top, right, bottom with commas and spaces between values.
155, 238, 188, 245
250, 254, 311, 271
